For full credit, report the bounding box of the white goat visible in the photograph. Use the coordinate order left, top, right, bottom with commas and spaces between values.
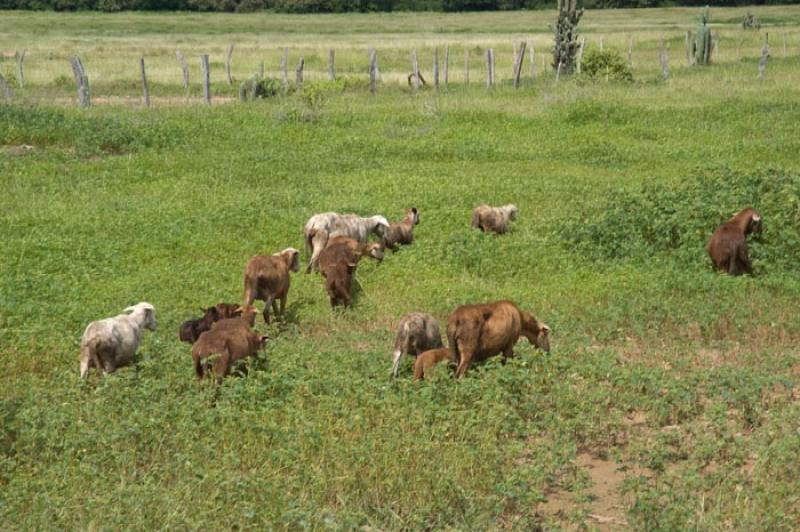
471, 204, 519, 235
303, 212, 389, 273
79, 302, 157, 379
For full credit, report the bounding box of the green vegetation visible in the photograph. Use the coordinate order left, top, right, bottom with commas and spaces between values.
580, 46, 633, 81
2, 7, 800, 530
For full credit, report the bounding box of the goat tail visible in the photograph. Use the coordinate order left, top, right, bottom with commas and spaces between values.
304, 228, 315, 256
447, 322, 461, 367
79, 337, 103, 378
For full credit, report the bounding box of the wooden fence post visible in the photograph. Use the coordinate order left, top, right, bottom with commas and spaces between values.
486, 48, 494, 88
530, 44, 535, 79
15, 49, 27, 88
513, 42, 526, 88
576, 37, 585, 74
685, 31, 692, 65
0, 73, 12, 104
443, 45, 449, 86
200, 54, 210, 105
69, 57, 90, 107
369, 48, 377, 93
295, 57, 304, 89
411, 49, 420, 90
258, 61, 264, 78
782, 33, 787, 58
464, 49, 469, 85
139, 57, 150, 108
281, 48, 289, 89
599, 37, 604, 50
628, 36, 633, 67
433, 48, 439, 90
176, 50, 189, 90
758, 34, 770, 79
328, 49, 335, 81
659, 40, 669, 81
556, 61, 562, 83
225, 44, 234, 85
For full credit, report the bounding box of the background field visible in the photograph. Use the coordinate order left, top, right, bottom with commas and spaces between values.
2, 7, 800, 530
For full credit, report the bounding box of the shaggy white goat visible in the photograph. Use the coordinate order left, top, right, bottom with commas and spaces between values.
471, 204, 518, 234
79, 302, 157, 379
391, 312, 444, 377
303, 212, 389, 273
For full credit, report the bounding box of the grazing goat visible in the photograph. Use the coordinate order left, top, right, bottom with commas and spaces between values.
708, 207, 762, 276
79, 302, 157, 379
447, 300, 549, 378
471, 204, 518, 235
318, 237, 384, 308
413, 348, 453, 381
383, 207, 420, 250
303, 212, 389, 273
192, 313, 267, 383
243, 247, 300, 324
390, 312, 443, 377
178, 303, 242, 344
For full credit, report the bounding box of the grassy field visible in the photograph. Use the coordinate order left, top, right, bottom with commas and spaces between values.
2, 7, 800, 530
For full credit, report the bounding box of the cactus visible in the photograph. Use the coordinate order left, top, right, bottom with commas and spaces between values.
553, 0, 584, 75
694, 6, 713, 66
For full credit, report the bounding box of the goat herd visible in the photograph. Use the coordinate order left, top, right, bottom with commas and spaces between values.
78, 204, 763, 383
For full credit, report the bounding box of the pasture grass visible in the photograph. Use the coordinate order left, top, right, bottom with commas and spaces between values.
2, 7, 800, 530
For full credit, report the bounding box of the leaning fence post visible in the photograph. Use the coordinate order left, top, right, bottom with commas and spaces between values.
411, 49, 420, 90
69, 57, 90, 107
139, 57, 150, 108
433, 48, 439, 90
369, 48, 377, 93
328, 49, 335, 81
464, 49, 469, 85
0, 73, 12, 104
176, 50, 189, 90
295, 57, 304, 89
280, 48, 288, 89
225, 44, 234, 85
15, 49, 27, 88
513, 42, 526, 88
556, 60, 562, 83
576, 37, 585, 74
200, 54, 211, 105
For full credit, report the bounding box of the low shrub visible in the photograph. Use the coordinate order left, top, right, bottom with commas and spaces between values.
580, 47, 633, 83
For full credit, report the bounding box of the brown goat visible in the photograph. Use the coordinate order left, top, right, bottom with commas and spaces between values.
192, 307, 266, 383
318, 237, 384, 308
708, 207, 762, 276
413, 348, 453, 381
243, 247, 300, 324
446, 300, 550, 378
178, 303, 242, 344
383, 207, 420, 250
471, 204, 518, 235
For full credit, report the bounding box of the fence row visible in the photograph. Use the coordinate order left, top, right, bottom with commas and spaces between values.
0, 33, 785, 107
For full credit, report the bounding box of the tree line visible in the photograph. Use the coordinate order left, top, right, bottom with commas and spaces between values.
1, 0, 794, 13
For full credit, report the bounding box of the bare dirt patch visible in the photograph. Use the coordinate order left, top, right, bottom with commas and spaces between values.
1, 144, 35, 156
537, 453, 631, 529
